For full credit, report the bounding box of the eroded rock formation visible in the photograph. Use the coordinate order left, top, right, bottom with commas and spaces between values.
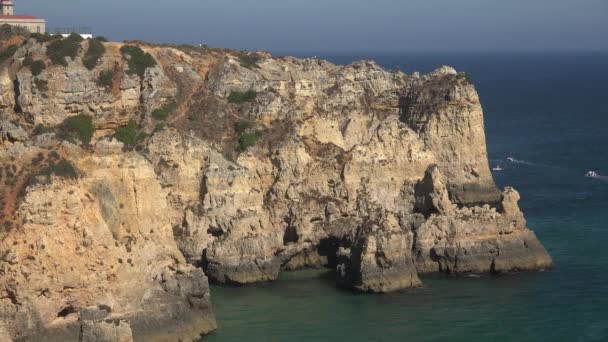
0, 33, 552, 340
336, 211, 421, 292
1, 142, 215, 341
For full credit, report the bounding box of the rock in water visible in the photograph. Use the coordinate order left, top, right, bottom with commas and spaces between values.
337, 212, 421, 292
413, 167, 552, 274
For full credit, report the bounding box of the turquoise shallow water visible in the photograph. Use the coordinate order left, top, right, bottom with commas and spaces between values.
206, 52, 608, 341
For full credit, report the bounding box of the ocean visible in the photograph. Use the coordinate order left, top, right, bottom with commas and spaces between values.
205, 52, 608, 341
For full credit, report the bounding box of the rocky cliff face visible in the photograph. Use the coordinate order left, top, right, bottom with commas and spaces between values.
0, 141, 215, 341
6, 40, 176, 128
0, 35, 552, 341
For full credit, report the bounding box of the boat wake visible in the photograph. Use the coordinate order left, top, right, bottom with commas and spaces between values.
586, 171, 608, 182
499, 157, 607, 183
505, 157, 559, 169
506, 157, 535, 165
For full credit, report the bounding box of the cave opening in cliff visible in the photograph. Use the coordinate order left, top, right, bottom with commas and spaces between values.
281, 235, 352, 271
283, 225, 298, 244
57, 305, 78, 318
318, 237, 350, 269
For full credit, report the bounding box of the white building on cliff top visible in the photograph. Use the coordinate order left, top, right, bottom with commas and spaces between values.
0, 0, 46, 33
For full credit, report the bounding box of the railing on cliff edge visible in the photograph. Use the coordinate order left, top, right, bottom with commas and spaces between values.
47, 27, 93, 35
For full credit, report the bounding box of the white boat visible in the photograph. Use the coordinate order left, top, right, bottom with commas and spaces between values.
507, 157, 516, 163
492, 165, 503, 171
586, 171, 600, 178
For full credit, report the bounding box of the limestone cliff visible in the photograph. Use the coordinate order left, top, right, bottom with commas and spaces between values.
1, 141, 215, 341
0, 33, 551, 341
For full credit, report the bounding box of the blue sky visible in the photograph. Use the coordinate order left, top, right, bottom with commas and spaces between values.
18, 0, 608, 52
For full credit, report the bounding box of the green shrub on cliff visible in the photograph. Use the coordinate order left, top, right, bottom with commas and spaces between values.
234, 120, 253, 134
114, 120, 139, 146
83, 38, 106, 70
46, 34, 83, 66
114, 120, 147, 147
67, 33, 85, 43
30, 33, 50, 43
30, 33, 61, 43
0, 24, 29, 40
120, 45, 157, 77
29, 60, 46, 76
0, 45, 18, 64
59, 114, 95, 145
97, 69, 115, 89
234, 118, 262, 151
228, 90, 257, 104
238, 131, 261, 151
151, 99, 177, 121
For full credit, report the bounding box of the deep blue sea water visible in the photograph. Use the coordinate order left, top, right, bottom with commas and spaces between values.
206, 52, 608, 341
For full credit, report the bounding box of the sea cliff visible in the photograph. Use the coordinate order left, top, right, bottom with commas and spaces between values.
0, 32, 551, 341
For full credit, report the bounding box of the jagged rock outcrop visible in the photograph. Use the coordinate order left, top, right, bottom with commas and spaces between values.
336, 212, 421, 292
0, 34, 552, 340
400, 67, 501, 205
413, 166, 552, 273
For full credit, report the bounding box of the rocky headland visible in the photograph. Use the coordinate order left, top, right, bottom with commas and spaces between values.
0, 30, 552, 341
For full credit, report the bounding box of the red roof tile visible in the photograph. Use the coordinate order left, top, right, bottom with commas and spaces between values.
0, 15, 39, 20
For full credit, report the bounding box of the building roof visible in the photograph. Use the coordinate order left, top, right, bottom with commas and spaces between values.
0, 15, 40, 20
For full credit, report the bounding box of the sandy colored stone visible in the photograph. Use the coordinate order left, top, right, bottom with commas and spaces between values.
0, 37, 553, 338
337, 212, 421, 292
0, 148, 215, 341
